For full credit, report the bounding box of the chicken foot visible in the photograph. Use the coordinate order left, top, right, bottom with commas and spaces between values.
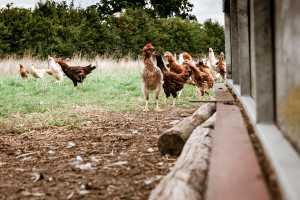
144, 100, 149, 112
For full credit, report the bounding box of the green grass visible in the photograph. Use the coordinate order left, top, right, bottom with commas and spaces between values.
0, 71, 200, 119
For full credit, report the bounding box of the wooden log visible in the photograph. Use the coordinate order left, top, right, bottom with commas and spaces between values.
201, 112, 216, 129
158, 103, 216, 155
189, 100, 234, 104
149, 126, 213, 200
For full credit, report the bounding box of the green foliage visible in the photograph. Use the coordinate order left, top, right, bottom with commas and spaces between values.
0, 0, 224, 59
201, 19, 225, 54
149, 0, 195, 19
96, 0, 195, 19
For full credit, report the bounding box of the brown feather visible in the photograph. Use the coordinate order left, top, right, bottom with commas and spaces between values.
56, 60, 96, 87
19, 64, 29, 79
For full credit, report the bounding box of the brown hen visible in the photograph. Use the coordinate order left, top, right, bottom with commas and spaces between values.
56, 60, 96, 87
142, 43, 163, 111
217, 52, 226, 79
19, 64, 29, 79
164, 51, 187, 74
156, 54, 191, 106
190, 61, 214, 96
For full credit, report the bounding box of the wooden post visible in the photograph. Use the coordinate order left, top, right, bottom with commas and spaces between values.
158, 103, 216, 155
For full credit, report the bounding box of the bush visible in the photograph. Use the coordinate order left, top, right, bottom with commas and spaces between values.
0, 2, 224, 59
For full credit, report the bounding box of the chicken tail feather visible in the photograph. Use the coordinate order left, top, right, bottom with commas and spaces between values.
84, 65, 96, 74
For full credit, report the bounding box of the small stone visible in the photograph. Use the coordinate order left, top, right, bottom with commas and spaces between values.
170, 120, 180, 125
144, 176, 162, 185
66, 141, 76, 149
107, 161, 128, 167
48, 150, 55, 155
147, 148, 155, 153
73, 163, 96, 171
75, 156, 83, 162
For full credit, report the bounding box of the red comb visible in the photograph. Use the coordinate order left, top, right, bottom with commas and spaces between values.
143, 43, 154, 51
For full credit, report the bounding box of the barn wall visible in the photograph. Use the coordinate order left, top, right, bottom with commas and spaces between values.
237, 0, 251, 96
274, 0, 300, 150
224, 6, 232, 79
249, 0, 256, 100
225, 0, 300, 148
229, 0, 239, 84
223, 0, 300, 198
252, 0, 275, 123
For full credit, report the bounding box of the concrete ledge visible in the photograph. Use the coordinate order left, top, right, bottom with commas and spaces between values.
227, 79, 256, 123
240, 96, 256, 124
226, 79, 241, 96
227, 80, 300, 200
256, 124, 300, 200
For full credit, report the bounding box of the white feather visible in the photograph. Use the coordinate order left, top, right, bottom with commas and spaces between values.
48, 56, 64, 81
207, 48, 218, 70
178, 53, 184, 64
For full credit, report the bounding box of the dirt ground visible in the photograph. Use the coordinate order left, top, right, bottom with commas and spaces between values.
0, 106, 198, 200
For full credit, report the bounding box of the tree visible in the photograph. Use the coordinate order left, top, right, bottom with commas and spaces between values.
96, 0, 146, 19
96, 0, 196, 19
202, 19, 225, 54
150, 0, 195, 19
0, 1, 224, 58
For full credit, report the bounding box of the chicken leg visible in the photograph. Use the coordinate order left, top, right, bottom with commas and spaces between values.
144, 100, 149, 112
197, 88, 204, 98
172, 98, 176, 107
154, 85, 162, 112
177, 90, 182, 98
143, 87, 150, 112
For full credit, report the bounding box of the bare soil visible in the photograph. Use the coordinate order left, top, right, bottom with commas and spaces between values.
0, 106, 198, 200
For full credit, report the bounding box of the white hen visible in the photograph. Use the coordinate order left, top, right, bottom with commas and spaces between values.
178, 53, 184, 65
47, 56, 64, 81
30, 65, 48, 79
207, 48, 218, 69
207, 48, 219, 80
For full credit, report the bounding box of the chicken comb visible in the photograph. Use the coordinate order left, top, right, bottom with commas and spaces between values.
143, 43, 154, 51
